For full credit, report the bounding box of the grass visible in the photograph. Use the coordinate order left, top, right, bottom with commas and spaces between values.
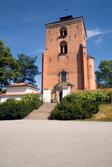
90, 104, 112, 121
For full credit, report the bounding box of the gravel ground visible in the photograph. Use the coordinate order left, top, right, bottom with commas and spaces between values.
0, 120, 112, 167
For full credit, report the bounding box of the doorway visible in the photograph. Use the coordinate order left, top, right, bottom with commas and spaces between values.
59, 91, 63, 102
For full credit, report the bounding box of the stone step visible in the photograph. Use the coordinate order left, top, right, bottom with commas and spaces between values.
26, 103, 56, 120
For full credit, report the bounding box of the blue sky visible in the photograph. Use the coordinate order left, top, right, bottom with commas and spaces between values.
0, 0, 112, 90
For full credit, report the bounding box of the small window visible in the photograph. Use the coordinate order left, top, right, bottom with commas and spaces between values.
60, 41, 68, 54
60, 71, 68, 82
60, 27, 67, 37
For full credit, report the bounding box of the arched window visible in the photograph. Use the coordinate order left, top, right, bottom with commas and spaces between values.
60, 71, 68, 82
60, 41, 68, 54
60, 27, 67, 37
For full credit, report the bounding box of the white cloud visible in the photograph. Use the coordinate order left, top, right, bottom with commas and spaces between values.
87, 28, 112, 39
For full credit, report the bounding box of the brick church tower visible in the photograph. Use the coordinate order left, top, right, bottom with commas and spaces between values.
42, 16, 96, 102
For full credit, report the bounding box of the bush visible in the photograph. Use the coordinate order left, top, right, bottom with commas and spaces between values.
50, 90, 112, 120
106, 91, 112, 103
0, 94, 42, 120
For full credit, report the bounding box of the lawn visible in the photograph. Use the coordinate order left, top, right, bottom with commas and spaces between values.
90, 104, 112, 121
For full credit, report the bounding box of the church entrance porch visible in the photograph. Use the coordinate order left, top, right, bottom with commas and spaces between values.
52, 82, 71, 103
43, 83, 72, 103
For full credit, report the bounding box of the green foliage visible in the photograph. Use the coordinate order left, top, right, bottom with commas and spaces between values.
15, 54, 40, 85
106, 91, 112, 103
0, 94, 42, 120
50, 90, 112, 120
0, 41, 20, 90
96, 60, 112, 88
0, 40, 40, 90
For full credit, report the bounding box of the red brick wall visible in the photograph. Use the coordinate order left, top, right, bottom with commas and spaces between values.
42, 18, 96, 92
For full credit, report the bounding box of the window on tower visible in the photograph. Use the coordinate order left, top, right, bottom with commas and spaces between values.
60, 27, 67, 38
60, 71, 68, 82
60, 41, 68, 54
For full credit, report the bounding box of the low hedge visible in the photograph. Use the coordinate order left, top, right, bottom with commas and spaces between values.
0, 94, 42, 120
50, 90, 112, 120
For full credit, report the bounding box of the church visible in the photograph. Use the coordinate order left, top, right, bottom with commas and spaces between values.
42, 15, 96, 103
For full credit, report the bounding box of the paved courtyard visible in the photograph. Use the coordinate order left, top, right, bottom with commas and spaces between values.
0, 120, 112, 167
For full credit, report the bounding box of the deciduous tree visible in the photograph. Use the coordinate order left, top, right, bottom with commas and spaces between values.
95, 60, 112, 88
0, 41, 19, 91
15, 54, 40, 85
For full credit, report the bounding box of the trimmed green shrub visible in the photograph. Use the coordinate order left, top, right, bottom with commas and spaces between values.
50, 90, 112, 120
0, 94, 42, 120
106, 91, 112, 104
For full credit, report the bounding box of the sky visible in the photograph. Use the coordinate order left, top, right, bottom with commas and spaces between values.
0, 0, 112, 90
